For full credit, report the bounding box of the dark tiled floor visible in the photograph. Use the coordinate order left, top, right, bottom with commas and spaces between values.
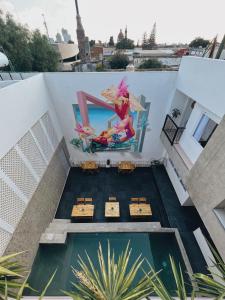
55, 166, 208, 273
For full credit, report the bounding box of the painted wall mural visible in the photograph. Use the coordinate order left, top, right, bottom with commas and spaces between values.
70, 79, 150, 153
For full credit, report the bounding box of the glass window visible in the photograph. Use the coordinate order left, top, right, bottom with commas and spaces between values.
193, 114, 217, 148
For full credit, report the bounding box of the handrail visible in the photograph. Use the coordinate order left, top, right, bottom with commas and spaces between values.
162, 114, 185, 145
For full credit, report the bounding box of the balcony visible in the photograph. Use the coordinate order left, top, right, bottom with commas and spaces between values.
162, 114, 185, 145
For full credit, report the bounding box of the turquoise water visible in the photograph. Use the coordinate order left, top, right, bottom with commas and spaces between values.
73, 105, 138, 136
25, 233, 189, 296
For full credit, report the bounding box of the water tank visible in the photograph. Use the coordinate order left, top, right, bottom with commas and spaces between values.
0, 52, 9, 68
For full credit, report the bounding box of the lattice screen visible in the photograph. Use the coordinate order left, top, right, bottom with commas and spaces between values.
0, 148, 37, 198
31, 121, 53, 162
0, 228, 11, 256
0, 111, 61, 255
0, 179, 26, 227
18, 131, 46, 178
41, 113, 59, 149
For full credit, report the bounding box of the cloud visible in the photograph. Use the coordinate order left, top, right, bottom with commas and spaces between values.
0, 0, 17, 17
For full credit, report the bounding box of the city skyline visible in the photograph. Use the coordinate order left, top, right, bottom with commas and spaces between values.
0, 0, 225, 44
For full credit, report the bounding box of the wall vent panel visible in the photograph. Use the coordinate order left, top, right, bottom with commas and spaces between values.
41, 113, 58, 149
0, 148, 37, 198
0, 228, 11, 256
32, 121, 53, 162
18, 132, 46, 177
0, 179, 26, 227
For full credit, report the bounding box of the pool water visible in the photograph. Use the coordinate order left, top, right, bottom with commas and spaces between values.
25, 232, 189, 296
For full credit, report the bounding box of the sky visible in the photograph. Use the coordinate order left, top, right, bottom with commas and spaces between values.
0, 0, 225, 44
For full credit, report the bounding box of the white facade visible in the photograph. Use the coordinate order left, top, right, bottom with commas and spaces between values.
162, 56, 225, 205
44, 71, 177, 164
1, 56, 225, 260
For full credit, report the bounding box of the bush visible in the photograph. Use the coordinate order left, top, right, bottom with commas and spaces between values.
96, 63, 105, 72
138, 59, 163, 69
109, 53, 129, 69
189, 37, 209, 48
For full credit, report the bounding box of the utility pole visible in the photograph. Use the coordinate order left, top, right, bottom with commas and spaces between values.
215, 34, 225, 59
42, 14, 50, 41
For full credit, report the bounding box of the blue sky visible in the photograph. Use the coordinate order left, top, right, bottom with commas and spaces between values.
1, 0, 225, 44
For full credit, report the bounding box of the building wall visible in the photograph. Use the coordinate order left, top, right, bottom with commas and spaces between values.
187, 115, 225, 261
161, 132, 190, 205
44, 71, 177, 164
179, 103, 221, 164
4, 140, 70, 268
0, 74, 63, 159
176, 56, 225, 119
0, 74, 64, 256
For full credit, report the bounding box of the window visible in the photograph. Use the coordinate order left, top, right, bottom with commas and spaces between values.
214, 200, 225, 229
193, 114, 217, 148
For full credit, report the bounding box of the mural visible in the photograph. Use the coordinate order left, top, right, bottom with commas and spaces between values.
70, 79, 150, 153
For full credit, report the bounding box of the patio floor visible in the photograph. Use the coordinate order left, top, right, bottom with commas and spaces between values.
55, 165, 208, 274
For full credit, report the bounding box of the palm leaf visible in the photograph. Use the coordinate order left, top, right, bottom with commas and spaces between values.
64, 241, 153, 299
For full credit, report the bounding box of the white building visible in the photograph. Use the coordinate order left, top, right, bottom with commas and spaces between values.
0, 56, 225, 296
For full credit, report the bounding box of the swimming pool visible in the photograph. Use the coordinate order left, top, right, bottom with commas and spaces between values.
26, 232, 189, 296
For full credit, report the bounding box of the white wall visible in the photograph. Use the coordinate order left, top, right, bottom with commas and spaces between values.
177, 56, 225, 118
165, 158, 190, 206
0, 74, 63, 159
179, 103, 221, 164
44, 71, 177, 164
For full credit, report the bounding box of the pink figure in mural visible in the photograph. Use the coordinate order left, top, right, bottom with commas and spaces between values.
92, 78, 135, 146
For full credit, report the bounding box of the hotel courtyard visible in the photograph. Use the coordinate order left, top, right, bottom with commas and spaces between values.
0, 56, 225, 297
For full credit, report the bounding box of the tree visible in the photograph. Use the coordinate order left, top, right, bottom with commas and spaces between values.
29, 30, 59, 72
138, 59, 163, 69
116, 38, 134, 49
109, 53, 129, 69
0, 11, 59, 72
89, 40, 95, 47
0, 12, 32, 71
189, 37, 210, 48
142, 32, 148, 49
108, 36, 114, 47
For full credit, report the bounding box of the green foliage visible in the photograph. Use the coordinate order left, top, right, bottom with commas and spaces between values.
193, 243, 225, 298
109, 53, 129, 69
64, 242, 154, 300
89, 40, 96, 48
0, 12, 32, 71
116, 38, 134, 49
108, 36, 115, 47
29, 30, 59, 72
146, 255, 191, 300
70, 138, 83, 149
189, 37, 209, 48
0, 251, 56, 299
0, 252, 29, 299
138, 59, 163, 69
96, 63, 105, 72
0, 11, 59, 72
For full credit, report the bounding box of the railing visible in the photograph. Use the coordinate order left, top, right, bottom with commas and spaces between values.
0, 72, 23, 80
162, 114, 185, 145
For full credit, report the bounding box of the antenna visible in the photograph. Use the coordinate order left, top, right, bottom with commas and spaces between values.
42, 13, 50, 41
75, 0, 80, 15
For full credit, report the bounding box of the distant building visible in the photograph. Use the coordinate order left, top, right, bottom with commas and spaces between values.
91, 46, 103, 62
74, 0, 91, 63
52, 42, 79, 71
61, 28, 72, 43
56, 32, 63, 43
133, 48, 181, 68
117, 29, 124, 43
